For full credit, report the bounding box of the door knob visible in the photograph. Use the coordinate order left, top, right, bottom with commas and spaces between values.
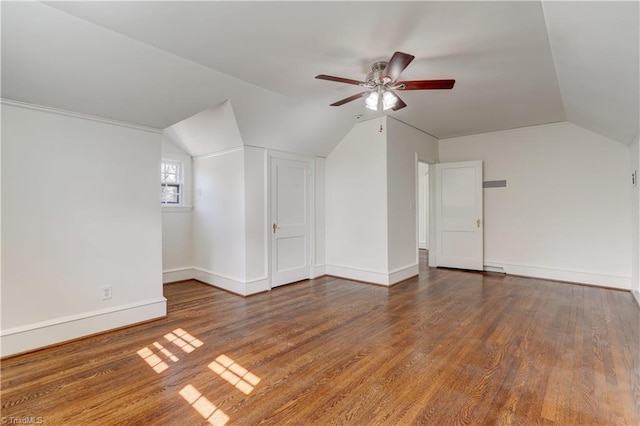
273, 223, 278, 233
476, 219, 481, 228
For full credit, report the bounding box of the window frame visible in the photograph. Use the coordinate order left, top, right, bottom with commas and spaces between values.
161, 160, 183, 206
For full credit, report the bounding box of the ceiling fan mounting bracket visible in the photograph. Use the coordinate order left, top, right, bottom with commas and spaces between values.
371, 61, 387, 73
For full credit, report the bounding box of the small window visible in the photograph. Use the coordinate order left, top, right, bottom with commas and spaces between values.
161, 160, 182, 205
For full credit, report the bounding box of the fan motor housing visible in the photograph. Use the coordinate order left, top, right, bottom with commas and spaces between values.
365, 61, 389, 86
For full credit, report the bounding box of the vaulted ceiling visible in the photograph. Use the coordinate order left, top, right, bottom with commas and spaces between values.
2, 1, 638, 157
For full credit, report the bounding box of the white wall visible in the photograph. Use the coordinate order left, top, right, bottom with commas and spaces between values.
189, 146, 270, 295
387, 117, 438, 278
630, 135, 639, 299
0, 103, 2, 331
325, 116, 438, 285
1, 102, 166, 356
313, 157, 326, 277
386, 117, 439, 278
326, 117, 389, 282
162, 211, 192, 272
439, 122, 632, 288
192, 149, 247, 288
244, 147, 268, 290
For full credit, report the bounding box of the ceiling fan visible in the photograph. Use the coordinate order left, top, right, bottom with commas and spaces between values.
316, 51, 455, 112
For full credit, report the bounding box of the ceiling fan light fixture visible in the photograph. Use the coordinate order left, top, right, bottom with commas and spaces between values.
382, 91, 398, 110
365, 92, 379, 110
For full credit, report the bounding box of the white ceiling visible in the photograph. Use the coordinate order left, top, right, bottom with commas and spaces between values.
1, 1, 638, 157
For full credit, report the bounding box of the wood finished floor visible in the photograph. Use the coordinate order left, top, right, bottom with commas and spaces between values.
2, 252, 639, 425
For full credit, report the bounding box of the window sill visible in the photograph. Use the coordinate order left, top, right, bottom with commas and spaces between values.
162, 205, 193, 213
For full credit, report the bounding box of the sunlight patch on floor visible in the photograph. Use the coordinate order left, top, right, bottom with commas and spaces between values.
153, 341, 179, 362
180, 384, 229, 426
136, 341, 180, 373
208, 354, 261, 395
164, 328, 203, 353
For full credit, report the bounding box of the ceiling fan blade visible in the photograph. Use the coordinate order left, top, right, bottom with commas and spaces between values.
392, 94, 407, 111
382, 51, 415, 82
330, 91, 370, 106
397, 79, 456, 90
316, 74, 365, 86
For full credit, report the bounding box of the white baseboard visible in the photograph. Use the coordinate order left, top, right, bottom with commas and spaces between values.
189, 267, 269, 296
326, 263, 418, 286
0, 297, 167, 357
191, 268, 248, 295
165, 264, 327, 291
632, 291, 640, 308
311, 264, 326, 278
244, 277, 271, 295
326, 265, 390, 285
483, 264, 506, 274
163, 267, 290, 295
388, 263, 419, 284
163, 267, 195, 283
484, 261, 630, 289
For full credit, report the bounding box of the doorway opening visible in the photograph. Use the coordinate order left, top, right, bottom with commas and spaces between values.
418, 162, 430, 270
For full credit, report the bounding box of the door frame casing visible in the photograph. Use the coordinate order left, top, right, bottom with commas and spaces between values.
413, 155, 439, 268
417, 161, 431, 252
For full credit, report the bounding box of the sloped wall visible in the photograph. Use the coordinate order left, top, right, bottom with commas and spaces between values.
163, 101, 245, 156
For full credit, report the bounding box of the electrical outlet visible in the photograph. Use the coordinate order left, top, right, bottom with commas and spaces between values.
102, 285, 112, 300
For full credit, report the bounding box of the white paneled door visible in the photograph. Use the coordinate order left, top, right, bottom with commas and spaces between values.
271, 158, 311, 287
434, 161, 484, 271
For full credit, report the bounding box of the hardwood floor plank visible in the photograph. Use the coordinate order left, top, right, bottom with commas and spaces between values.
2, 253, 639, 425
